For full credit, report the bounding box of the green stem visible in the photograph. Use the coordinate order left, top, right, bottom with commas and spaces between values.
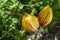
33, 26, 44, 40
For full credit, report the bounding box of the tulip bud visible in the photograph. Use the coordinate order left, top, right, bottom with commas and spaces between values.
22, 14, 39, 32
38, 5, 53, 26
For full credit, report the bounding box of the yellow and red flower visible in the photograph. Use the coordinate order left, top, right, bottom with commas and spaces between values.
22, 14, 39, 32
38, 5, 53, 26
22, 5, 53, 32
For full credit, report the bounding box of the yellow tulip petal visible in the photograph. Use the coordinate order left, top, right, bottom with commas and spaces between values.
38, 5, 53, 26
22, 14, 39, 32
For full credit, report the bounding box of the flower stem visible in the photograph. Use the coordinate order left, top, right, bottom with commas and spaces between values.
33, 26, 44, 40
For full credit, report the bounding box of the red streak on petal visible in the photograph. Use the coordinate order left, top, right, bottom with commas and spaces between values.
29, 22, 38, 32
41, 21, 47, 26
38, 10, 49, 26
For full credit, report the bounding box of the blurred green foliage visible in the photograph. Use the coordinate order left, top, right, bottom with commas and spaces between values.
0, 0, 60, 40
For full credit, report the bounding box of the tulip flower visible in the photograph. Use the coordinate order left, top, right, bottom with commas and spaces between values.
22, 14, 39, 32
38, 5, 53, 26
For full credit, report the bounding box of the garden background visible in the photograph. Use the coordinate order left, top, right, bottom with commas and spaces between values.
0, 0, 60, 40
